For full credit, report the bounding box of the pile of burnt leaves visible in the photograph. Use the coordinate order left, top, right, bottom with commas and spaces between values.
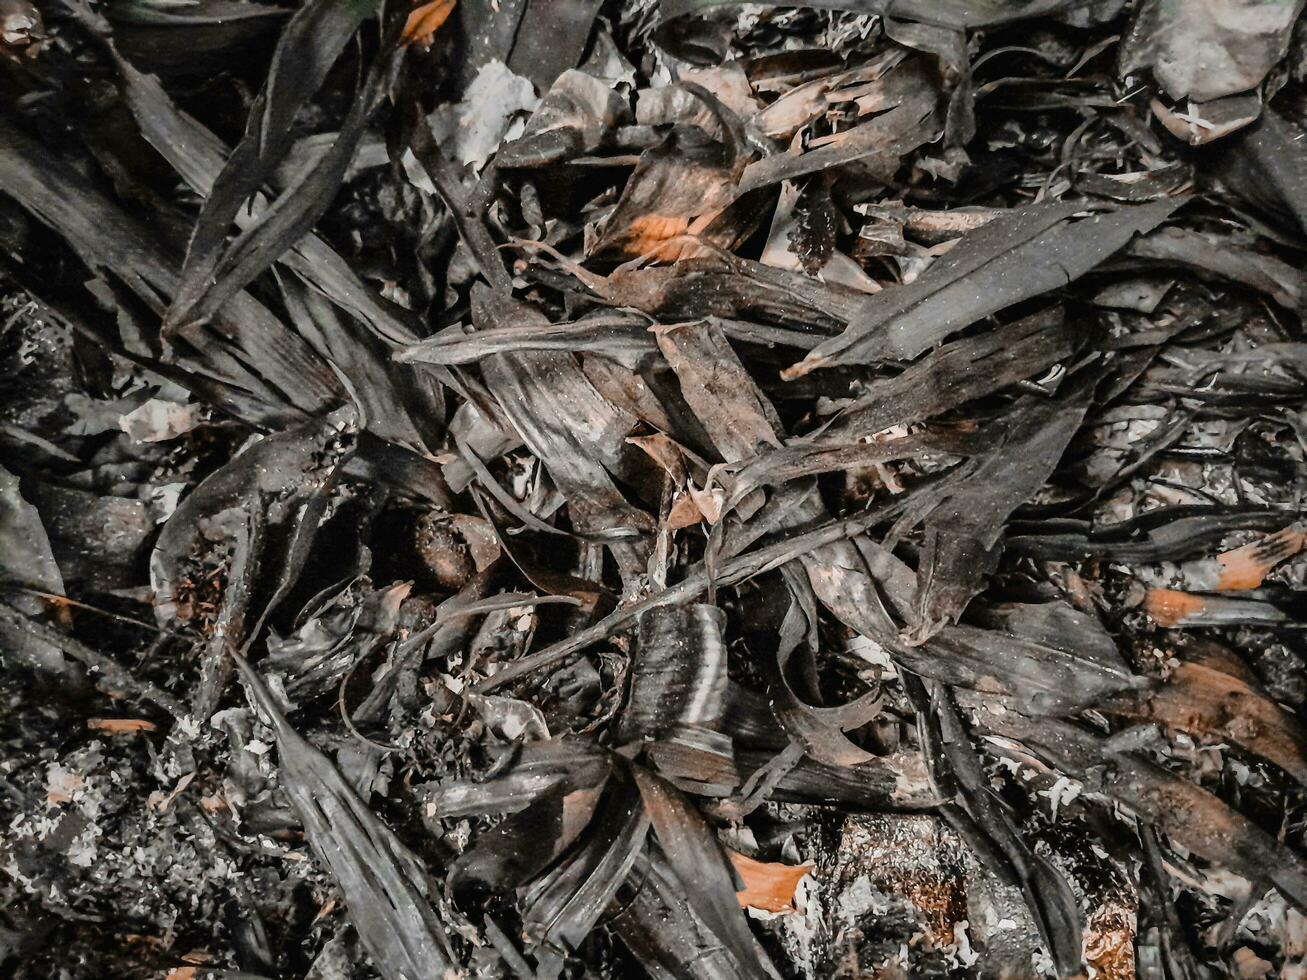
3, 0, 1307, 977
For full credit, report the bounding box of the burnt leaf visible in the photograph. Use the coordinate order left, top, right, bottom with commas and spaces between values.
520, 773, 650, 978
788, 176, 837, 276
785, 198, 1183, 377
633, 767, 776, 980
907, 386, 1094, 632
167, 0, 378, 332
618, 604, 729, 743
234, 657, 457, 979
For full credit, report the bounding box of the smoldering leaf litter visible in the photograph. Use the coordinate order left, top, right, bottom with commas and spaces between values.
2, 0, 1307, 977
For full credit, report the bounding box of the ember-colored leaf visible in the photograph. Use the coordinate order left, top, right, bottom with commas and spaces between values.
1216, 526, 1306, 590
86, 718, 157, 735
401, 0, 456, 47
727, 849, 811, 913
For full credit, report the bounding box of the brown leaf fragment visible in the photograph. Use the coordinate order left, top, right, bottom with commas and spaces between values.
1127, 225, 1307, 308
667, 492, 708, 530
609, 850, 751, 980
906, 388, 1093, 634
653, 320, 784, 460
1147, 524, 1307, 593
1143, 589, 1209, 628
1, 0, 42, 58
740, 56, 942, 193
1102, 661, 1307, 786
590, 127, 746, 262
815, 305, 1075, 443
983, 709, 1307, 910
1144, 589, 1291, 628
467, 288, 653, 582
519, 776, 649, 977
1149, 92, 1263, 145
754, 49, 908, 140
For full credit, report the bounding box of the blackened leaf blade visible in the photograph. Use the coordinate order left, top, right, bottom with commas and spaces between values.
619, 604, 730, 743
167, 0, 375, 331
785, 198, 1183, 377
633, 767, 775, 980
233, 656, 456, 980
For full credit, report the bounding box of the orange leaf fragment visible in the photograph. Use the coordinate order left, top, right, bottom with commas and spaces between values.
1143, 588, 1206, 628
667, 492, 705, 530
401, 0, 456, 47
728, 849, 812, 913
87, 717, 158, 735
1216, 526, 1306, 591
613, 213, 691, 259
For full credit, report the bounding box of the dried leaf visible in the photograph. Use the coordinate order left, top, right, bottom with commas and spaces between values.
86, 718, 158, 735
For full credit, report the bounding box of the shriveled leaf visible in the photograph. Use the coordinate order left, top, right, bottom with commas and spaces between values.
987, 707, 1307, 909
